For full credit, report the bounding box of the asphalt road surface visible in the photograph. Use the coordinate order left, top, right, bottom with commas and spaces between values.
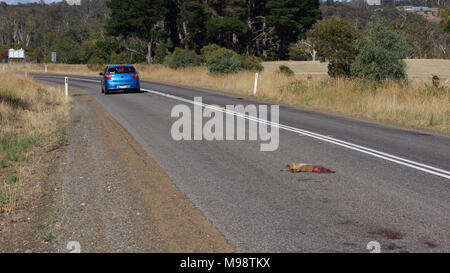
32, 73, 449, 252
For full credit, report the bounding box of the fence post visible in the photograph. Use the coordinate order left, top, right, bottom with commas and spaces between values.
65, 77, 69, 99
253, 73, 259, 95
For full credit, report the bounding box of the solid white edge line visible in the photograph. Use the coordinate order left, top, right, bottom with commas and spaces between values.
32, 75, 450, 179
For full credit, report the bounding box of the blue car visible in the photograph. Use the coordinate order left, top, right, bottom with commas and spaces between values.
100, 64, 140, 95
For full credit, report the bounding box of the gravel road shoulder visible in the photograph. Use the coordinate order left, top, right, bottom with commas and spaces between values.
55, 89, 233, 253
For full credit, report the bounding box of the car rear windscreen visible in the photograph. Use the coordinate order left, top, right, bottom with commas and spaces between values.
108, 66, 135, 74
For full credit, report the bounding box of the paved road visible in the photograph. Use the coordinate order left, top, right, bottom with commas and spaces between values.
32, 73, 449, 252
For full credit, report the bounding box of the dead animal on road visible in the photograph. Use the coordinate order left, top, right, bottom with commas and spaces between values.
284, 163, 335, 174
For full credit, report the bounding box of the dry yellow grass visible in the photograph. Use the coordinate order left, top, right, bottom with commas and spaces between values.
10, 63, 96, 76
0, 72, 69, 212
137, 65, 449, 133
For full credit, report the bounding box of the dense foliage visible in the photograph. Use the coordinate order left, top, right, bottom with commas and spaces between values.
0, 0, 322, 63
0, 0, 112, 63
308, 17, 362, 78
351, 22, 410, 81
321, 2, 450, 59
105, 0, 166, 63
0, 0, 448, 70
206, 47, 242, 74
164, 48, 202, 69
239, 54, 264, 72
439, 4, 450, 33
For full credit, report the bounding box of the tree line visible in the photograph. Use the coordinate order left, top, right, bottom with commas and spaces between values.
0, 0, 448, 66
104, 0, 322, 63
320, 2, 449, 59
0, 0, 109, 63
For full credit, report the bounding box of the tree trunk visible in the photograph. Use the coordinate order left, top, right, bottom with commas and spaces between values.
182, 21, 189, 49
146, 41, 153, 64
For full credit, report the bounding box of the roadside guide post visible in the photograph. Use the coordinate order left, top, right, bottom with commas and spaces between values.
65, 76, 69, 99
253, 72, 259, 95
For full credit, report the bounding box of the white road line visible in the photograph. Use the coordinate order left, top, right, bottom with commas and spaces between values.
33, 75, 450, 180
142, 88, 450, 180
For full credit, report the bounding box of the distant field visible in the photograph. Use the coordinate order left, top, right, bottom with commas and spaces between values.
263, 59, 450, 79
404, 59, 450, 79
7, 59, 450, 79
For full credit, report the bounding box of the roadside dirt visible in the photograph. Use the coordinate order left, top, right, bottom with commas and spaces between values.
1, 88, 234, 253
54, 89, 233, 253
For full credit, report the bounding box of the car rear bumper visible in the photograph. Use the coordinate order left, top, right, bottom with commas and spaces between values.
105, 80, 140, 91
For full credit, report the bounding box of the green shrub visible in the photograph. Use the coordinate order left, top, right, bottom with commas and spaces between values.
164, 48, 202, 69
239, 54, 264, 72
288, 45, 308, 61
432, 75, 440, 88
201, 44, 221, 59
82, 40, 115, 64
153, 43, 167, 64
351, 22, 410, 81
50, 37, 82, 64
279, 65, 294, 76
308, 17, 362, 78
206, 48, 242, 74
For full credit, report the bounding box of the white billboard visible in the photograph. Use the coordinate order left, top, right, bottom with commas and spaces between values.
8, 49, 25, 59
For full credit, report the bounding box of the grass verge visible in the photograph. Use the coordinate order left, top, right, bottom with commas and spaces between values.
0, 72, 69, 213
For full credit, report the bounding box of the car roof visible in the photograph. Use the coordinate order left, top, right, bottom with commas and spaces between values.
107, 64, 135, 68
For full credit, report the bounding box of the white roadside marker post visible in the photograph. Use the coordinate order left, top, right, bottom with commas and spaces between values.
65, 77, 69, 99
25, 72, 27, 77
45, 65, 47, 73
2, 65, 4, 71
253, 72, 259, 95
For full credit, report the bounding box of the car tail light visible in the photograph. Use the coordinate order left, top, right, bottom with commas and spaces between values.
133, 70, 138, 80
106, 71, 112, 80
